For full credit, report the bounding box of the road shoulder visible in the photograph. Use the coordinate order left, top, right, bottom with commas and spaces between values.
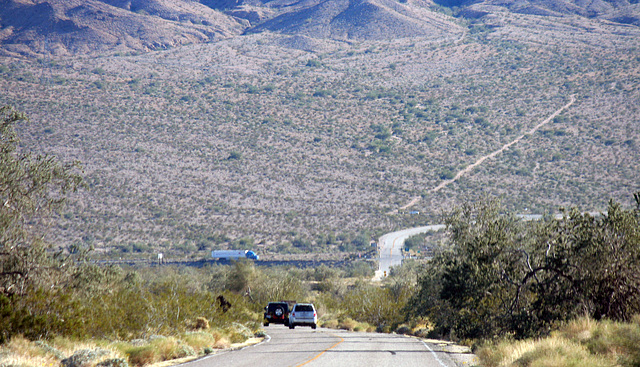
419, 338, 478, 367
150, 337, 265, 367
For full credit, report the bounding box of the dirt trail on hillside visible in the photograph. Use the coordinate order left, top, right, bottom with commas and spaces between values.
396, 95, 576, 212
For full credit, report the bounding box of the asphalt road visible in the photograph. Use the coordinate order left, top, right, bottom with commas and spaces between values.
374, 225, 445, 281
181, 325, 461, 367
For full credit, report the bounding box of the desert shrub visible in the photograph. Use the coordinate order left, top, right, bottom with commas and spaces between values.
183, 331, 215, 352
404, 234, 426, 251
213, 336, 230, 349
250, 269, 308, 307
306, 59, 322, 67
124, 345, 156, 366
320, 318, 339, 329
344, 261, 375, 278
97, 358, 129, 367
1, 288, 85, 341
395, 325, 412, 335
312, 89, 333, 97
2, 264, 260, 342
0, 106, 82, 343
407, 196, 640, 340
0, 336, 60, 367
338, 317, 358, 331
193, 317, 210, 330
353, 323, 374, 332
438, 169, 455, 180
339, 281, 409, 329
477, 316, 640, 367
579, 316, 640, 366
146, 336, 195, 361
61, 348, 111, 367
34, 340, 65, 360
312, 264, 340, 281
513, 339, 611, 367
227, 323, 253, 344
254, 329, 266, 338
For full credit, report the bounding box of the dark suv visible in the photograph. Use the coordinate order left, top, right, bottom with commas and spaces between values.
263, 302, 291, 326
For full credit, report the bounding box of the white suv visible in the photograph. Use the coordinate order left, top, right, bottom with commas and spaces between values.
288, 303, 317, 329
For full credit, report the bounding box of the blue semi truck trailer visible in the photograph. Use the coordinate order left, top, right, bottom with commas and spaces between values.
211, 250, 259, 260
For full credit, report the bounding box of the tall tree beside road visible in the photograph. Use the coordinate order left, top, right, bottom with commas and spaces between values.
407, 196, 640, 340
0, 106, 82, 342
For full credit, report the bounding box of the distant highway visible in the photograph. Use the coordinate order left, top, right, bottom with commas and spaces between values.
373, 225, 445, 281
182, 325, 462, 367
373, 206, 600, 280
93, 258, 349, 268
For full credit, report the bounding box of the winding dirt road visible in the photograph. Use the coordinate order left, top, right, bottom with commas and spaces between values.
396, 95, 577, 211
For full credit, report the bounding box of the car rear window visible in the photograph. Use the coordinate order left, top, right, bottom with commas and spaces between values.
268, 303, 288, 311
295, 305, 313, 312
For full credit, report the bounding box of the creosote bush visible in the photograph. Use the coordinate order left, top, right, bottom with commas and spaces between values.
407, 196, 640, 340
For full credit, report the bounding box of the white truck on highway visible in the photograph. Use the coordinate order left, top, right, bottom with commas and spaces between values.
211, 250, 259, 260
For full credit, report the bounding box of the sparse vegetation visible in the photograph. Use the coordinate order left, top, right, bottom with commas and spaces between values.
0, 14, 636, 253
477, 316, 640, 367
2, 0, 640, 364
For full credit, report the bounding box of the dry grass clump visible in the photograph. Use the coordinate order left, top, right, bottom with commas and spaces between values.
495, 338, 610, 367
337, 317, 359, 331
193, 317, 210, 330
316, 313, 373, 332
226, 322, 254, 344
212, 336, 231, 350
325, 317, 372, 332
353, 323, 375, 332
319, 318, 339, 329
122, 344, 155, 366
182, 332, 216, 352
394, 318, 435, 338
0, 336, 128, 367
0, 336, 60, 367
148, 336, 196, 361
0, 324, 262, 367
120, 326, 255, 366
477, 316, 640, 367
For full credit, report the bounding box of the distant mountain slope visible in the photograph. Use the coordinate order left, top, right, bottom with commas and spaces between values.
2, 0, 638, 56
459, 0, 637, 18
249, 0, 464, 40
599, 3, 640, 25
0, 0, 246, 56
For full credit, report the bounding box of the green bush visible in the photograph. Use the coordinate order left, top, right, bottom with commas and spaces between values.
407, 196, 640, 340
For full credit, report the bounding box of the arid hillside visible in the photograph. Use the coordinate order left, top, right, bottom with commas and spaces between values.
0, 0, 246, 56
2, 0, 638, 56
0, 0, 639, 259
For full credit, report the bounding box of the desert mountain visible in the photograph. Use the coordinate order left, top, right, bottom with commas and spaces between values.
247, 0, 463, 41
1, 0, 639, 56
0, 0, 465, 56
0, 0, 246, 56
461, 0, 639, 20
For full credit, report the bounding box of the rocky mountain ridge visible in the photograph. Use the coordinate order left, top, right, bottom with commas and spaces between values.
1, 0, 638, 57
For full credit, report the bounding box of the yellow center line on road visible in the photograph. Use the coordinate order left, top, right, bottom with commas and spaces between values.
295, 334, 344, 367
391, 236, 400, 256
